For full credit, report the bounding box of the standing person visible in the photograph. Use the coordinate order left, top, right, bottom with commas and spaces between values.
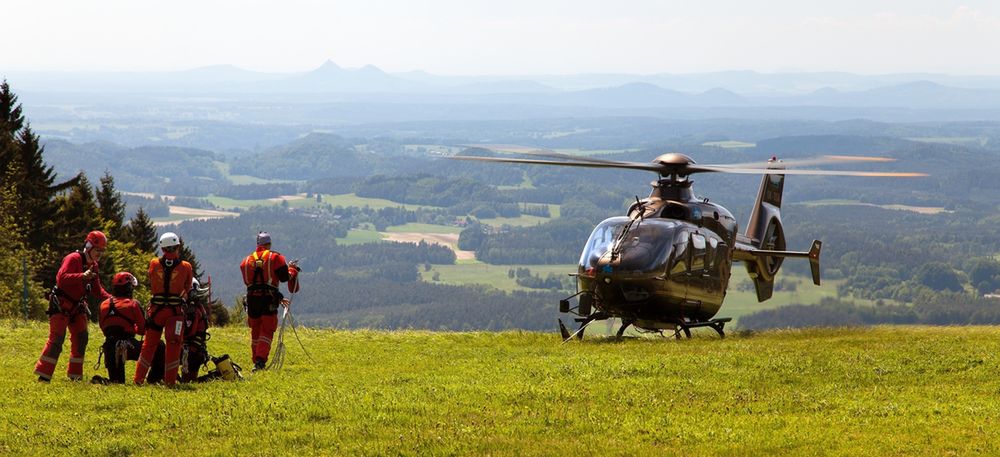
34, 231, 112, 382
94, 272, 165, 384
133, 232, 193, 386
240, 231, 300, 372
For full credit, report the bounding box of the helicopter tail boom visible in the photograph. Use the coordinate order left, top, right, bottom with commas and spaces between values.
738, 240, 822, 285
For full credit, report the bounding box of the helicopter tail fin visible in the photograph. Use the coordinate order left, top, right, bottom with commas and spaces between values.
744, 160, 786, 302
745, 160, 785, 244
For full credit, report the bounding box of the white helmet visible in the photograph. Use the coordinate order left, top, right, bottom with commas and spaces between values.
159, 232, 181, 249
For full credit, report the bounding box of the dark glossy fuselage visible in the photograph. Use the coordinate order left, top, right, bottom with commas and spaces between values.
576, 179, 737, 329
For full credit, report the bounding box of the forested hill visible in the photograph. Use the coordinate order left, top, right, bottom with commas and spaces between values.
10, 72, 1000, 331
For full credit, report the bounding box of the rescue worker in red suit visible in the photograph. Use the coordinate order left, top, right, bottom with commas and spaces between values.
181, 278, 211, 383
240, 232, 299, 371
34, 231, 112, 382
133, 232, 193, 386
94, 272, 165, 384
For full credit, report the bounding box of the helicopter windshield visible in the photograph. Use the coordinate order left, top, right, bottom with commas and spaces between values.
580, 217, 682, 273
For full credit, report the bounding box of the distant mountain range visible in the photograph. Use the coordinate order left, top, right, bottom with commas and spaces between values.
10, 61, 1000, 112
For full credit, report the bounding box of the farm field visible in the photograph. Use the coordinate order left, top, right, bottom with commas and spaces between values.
3, 321, 999, 455
799, 199, 949, 215
337, 226, 385, 246
423, 263, 578, 292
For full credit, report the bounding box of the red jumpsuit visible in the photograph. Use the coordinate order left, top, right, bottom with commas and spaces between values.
133, 256, 193, 386
34, 251, 110, 381
99, 296, 164, 384
240, 247, 299, 366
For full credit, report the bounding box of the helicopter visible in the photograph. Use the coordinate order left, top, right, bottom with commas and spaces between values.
453, 147, 925, 340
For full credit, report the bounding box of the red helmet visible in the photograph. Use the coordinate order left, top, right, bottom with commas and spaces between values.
113, 272, 138, 288
85, 231, 107, 250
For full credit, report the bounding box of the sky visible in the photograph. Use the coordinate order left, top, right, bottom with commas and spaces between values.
4, 0, 1000, 75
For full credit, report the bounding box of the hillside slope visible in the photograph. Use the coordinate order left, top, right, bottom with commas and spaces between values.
2, 322, 999, 455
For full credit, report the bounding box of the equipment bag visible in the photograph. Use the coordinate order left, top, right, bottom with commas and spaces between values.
202, 354, 243, 381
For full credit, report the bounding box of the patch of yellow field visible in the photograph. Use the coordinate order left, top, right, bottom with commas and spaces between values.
382, 232, 476, 260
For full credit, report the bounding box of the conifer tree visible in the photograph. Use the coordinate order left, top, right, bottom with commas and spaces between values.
0, 160, 47, 318
51, 174, 101, 258
0, 82, 79, 254
96, 170, 127, 239
125, 207, 158, 252
179, 238, 203, 281
0, 80, 24, 139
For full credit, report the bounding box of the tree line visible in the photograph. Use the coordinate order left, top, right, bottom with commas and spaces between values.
739, 295, 1000, 330
0, 81, 227, 322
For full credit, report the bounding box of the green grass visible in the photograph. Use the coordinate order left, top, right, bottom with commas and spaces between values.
4, 320, 1000, 455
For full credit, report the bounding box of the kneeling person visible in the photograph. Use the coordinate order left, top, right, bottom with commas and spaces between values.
181, 278, 211, 383
96, 272, 164, 384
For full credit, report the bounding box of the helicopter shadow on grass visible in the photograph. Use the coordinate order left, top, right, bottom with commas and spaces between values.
572, 326, 758, 344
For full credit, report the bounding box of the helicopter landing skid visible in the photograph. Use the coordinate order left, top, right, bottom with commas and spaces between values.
673, 317, 732, 339
559, 313, 610, 342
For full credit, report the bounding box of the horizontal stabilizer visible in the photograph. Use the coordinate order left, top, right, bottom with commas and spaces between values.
808, 240, 822, 286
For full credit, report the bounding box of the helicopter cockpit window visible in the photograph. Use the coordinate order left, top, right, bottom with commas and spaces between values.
580, 217, 681, 273
579, 217, 628, 269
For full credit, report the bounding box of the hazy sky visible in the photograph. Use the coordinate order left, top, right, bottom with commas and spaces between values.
4, 0, 1000, 75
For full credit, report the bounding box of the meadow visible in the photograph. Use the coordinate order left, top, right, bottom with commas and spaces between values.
3, 320, 999, 455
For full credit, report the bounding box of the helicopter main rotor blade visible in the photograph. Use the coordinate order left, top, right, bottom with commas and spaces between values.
451, 155, 665, 172
695, 165, 927, 177
708, 155, 897, 169
459, 144, 634, 166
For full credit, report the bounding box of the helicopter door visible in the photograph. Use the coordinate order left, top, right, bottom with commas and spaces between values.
688, 233, 710, 295
669, 236, 691, 300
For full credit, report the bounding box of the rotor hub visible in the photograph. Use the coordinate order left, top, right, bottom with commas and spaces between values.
652, 153, 696, 177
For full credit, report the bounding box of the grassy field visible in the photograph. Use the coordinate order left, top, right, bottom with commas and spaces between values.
384, 223, 463, 234
423, 263, 578, 292
479, 213, 556, 227
800, 199, 948, 215
3, 320, 1000, 455
320, 193, 440, 211
337, 226, 386, 246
